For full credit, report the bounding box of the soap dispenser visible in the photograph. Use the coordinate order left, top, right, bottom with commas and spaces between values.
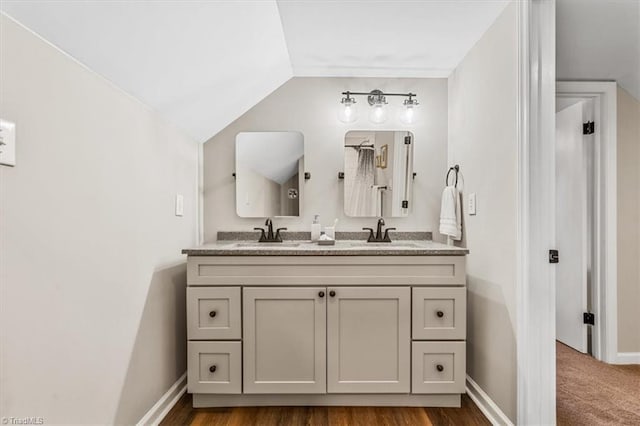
311, 215, 321, 242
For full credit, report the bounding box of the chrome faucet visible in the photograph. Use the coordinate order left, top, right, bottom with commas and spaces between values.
363, 218, 396, 243
254, 218, 287, 243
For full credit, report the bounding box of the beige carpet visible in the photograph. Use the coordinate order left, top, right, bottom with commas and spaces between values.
557, 341, 640, 425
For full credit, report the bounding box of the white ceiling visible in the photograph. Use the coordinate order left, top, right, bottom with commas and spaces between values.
557, 0, 640, 100
277, 0, 509, 77
1, 0, 511, 142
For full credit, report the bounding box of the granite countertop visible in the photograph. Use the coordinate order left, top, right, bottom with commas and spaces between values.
182, 239, 469, 256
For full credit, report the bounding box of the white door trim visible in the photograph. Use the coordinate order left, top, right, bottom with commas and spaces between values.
556, 81, 618, 363
517, 0, 557, 425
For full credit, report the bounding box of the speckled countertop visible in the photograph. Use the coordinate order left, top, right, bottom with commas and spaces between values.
182, 239, 469, 256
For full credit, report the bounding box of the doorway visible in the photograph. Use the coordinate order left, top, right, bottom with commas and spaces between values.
555, 81, 618, 364
555, 97, 595, 355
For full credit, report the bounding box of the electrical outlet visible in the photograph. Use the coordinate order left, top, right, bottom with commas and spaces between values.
175, 194, 184, 217
468, 193, 477, 215
0, 119, 16, 167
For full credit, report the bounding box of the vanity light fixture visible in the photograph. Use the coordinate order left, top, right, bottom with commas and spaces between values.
338, 89, 418, 125
400, 96, 419, 124
368, 90, 388, 124
337, 92, 358, 123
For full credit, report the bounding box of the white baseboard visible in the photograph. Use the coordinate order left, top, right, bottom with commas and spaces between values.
466, 375, 514, 426
615, 352, 640, 364
137, 372, 187, 426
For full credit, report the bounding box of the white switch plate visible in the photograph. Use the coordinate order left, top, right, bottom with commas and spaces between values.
175, 194, 184, 217
0, 119, 16, 167
468, 193, 477, 215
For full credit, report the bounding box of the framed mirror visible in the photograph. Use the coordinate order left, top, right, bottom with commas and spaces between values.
343, 130, 413, 217
235, 131, 304, 218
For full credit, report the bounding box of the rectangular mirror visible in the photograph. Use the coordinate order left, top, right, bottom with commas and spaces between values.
344, 131, 413, 217
236, 131, 304, 217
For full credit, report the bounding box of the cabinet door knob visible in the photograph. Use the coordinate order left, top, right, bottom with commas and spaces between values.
209, 310, 217, 318
329, 290, 336, 297
436, 310, 444, 318
209, 365, 217, 373
436, 364, 444, 372
319, 291, 325, 298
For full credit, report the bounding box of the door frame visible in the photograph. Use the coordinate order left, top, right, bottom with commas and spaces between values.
516, 0, 557, 424
556, 81, 618, 363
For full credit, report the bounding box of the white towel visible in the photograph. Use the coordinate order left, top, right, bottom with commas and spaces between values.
439, 186, 462, 241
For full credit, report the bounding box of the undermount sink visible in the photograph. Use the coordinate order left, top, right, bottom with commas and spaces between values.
349, 242, 420, 249
232, 242, 301, 248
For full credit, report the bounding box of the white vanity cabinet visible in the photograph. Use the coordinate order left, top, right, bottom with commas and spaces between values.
185, 254, 467, 408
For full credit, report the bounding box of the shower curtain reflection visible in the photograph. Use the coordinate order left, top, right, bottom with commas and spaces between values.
346, 146, 376, 216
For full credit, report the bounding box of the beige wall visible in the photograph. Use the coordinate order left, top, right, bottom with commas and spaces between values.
617, 86, 640, 353
203, 77, 448, 241
448, 2, 518, 421
0, 15, 198, 424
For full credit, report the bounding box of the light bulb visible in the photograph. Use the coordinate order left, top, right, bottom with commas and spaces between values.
368, 103, 387, 124
400, 98, 419, 124
338, 96, 358, 123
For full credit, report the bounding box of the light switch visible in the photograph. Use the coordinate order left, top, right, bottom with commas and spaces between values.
468, 193, 477, 215
0, 119, 16, 167
175, 194, 184, 217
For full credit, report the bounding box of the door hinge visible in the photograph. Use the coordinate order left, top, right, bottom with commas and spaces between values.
549, 249, 559, 264
583, 121, 595, 135
583, 312, 595, 325
404, 135, 412, 145
402, 200, 409, 209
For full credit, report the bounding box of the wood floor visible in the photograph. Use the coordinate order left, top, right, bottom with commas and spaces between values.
161, 394, 490, 426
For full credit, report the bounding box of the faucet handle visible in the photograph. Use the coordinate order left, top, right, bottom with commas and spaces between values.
383, 227, 396, 242
254, 227, 267, 242
363, 227, 375, 242
275, 227, 287, 242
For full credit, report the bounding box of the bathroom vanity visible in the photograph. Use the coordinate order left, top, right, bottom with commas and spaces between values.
182, 236, 468, 408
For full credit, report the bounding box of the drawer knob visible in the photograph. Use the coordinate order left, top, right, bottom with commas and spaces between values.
329, 290, 336, 297
436, 310, 444, 318
209, 310, 217, 318
209, 365, 217, 373
319, 291, 325, 298
436, 364, 444, 372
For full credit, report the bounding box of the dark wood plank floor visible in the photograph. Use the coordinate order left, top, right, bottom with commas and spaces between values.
161, 393, 490, 426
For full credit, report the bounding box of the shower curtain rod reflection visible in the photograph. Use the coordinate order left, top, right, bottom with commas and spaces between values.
345, 143, 375, 148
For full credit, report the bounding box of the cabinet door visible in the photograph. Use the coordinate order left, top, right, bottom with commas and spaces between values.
327, 287, 410, 393
243, 287, 326, 394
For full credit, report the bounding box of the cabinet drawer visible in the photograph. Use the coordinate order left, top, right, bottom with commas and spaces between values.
188, 341, 241, 394
412, 341, 465, 394
187, 287, 241, 340
412, 287, 466, 340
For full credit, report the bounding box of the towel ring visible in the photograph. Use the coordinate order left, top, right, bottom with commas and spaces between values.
446, 165, 460, 187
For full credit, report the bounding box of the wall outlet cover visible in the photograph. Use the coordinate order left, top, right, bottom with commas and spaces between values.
0, 119, 16, 167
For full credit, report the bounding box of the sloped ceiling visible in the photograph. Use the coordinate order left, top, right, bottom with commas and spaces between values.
276, 0, 509, 77
557, 0, 640, 100
0, 1, 511, 142
0, 1, 293, 142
